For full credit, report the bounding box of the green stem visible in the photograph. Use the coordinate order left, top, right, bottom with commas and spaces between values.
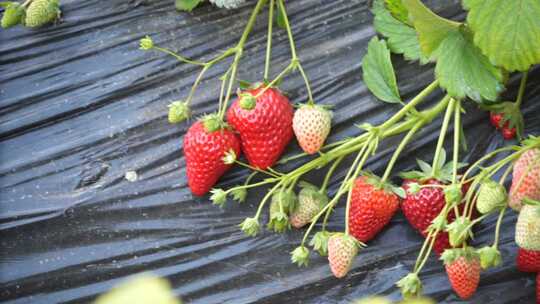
493, 207, 506, 248
320, 156, 344, 194
431, 96, 455, 176
153, 46, 205, 66
254, 182, 282, 219
264, 0, 275, 81
218, 0, 268, 120
234, 160, 280, 178
452, 99, 461, 184
515, 71, 528, 108
380, 121, 422, 183
277, 0, 314, 103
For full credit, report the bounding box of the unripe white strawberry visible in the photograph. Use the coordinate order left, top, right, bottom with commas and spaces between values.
25, 0, 60, 28
293, 104, 332, 154
515, 203, 540, 250
476, 180, 507, 214
327, 233, 360, 278
289, 182, 327, 228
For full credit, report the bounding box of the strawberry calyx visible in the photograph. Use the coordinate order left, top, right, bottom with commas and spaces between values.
476, 246, 502, 270
446, 217, 473, 247
396, 272, 423, 298
201, 114, 229, 133
440, 247, 479, 265
309, 230, 331, 256
291, 245, 310, 267
399, 150, 466, 183
362, 173, 406, 199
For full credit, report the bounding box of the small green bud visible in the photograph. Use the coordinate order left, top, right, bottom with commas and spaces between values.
139, 35, 154, 50
267, 210, 289, 233
168, 101, 190, 124
290, 246, 310, 267
477, 246, 502, 270
230, 187, 247, 203
396, 273, 423, 299
239, 217, 260, 237
429, 214, 448, 232
210, 188, 227, 206
446, 217, 472, 247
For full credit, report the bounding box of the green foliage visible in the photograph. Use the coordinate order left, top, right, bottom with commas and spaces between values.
372, 0, 427, 63
433, 28, 503, 102
175, 0, 202, 12
384, 0, 409, 24
465, 0, 540, 71
1, 2, 25, 28
362, 37, 401, 104
402, 0, 460, 59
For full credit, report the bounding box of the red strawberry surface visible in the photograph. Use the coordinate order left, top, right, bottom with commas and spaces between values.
489, 112, 503, 129
227, 87, 293, 169
401, 179, 474, 255
183, 120, 241, 196
509, 148, 540, 210
445, 255, 481, 300
348, 176, 400, 242
501, 122, 517, 140
516, 248, 540, 273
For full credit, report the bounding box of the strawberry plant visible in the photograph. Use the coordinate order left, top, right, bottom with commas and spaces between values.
139, 0, 540, 300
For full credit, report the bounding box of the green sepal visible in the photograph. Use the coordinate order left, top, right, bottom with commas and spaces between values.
477, 246, 502, 270
309, 230, 331, 256
239, 217, 260, 237
1, 2, 25, 28
445, 217, 473, 247
440, 247, 479, 265
230, 187, 247, 203
290, 246, 310, 267
396, 272, 423, 298
480, 101, 524, 140
210, 188, 227, 207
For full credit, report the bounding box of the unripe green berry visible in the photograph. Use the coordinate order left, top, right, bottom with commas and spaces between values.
25, 0, 60, 28
1, 3, 25, 29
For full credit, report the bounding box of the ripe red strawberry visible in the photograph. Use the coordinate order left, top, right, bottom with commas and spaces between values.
292, 104, 332, 154
227, 86, 293, 169
183, 116, 241, 196
489, 112, 503, 129
348, 176, 400, 242
442, 248, 481, 300
327, 233, 361, 278
501, 122, 517, 140
516, 248, 540, 273
509, 148, 540, 210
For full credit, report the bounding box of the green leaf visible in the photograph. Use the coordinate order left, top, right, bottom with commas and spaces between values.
433, 28, 504, 101
275, 1, 286, 29
175, 0, 202, 12
372, 0, 427, 63
385, 0, 409, 24
402, 0, 461, 58
0, 2, 15, 8
362, 37, 401, 104
465, 0, 540, 71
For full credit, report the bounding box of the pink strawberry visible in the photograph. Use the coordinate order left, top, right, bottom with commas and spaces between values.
509, 148, 540, 210
327, 233, 361, 278
227, 86, 293, 169
183, 116, 241, 196
292, 104, 332, 154
348, 176, 400, 242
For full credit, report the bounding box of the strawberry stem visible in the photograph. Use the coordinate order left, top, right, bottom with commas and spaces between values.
431, 96, 455, 177
492, 207, 506, 248
264, 0, 275, 81
152, 46, 206, 66
320, 156, 344, 194
452, 100, 461, 184
277, 0, 315, 104
515, 70, 528, 108
380, 121, 423, 184
233, 159, 281, 178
